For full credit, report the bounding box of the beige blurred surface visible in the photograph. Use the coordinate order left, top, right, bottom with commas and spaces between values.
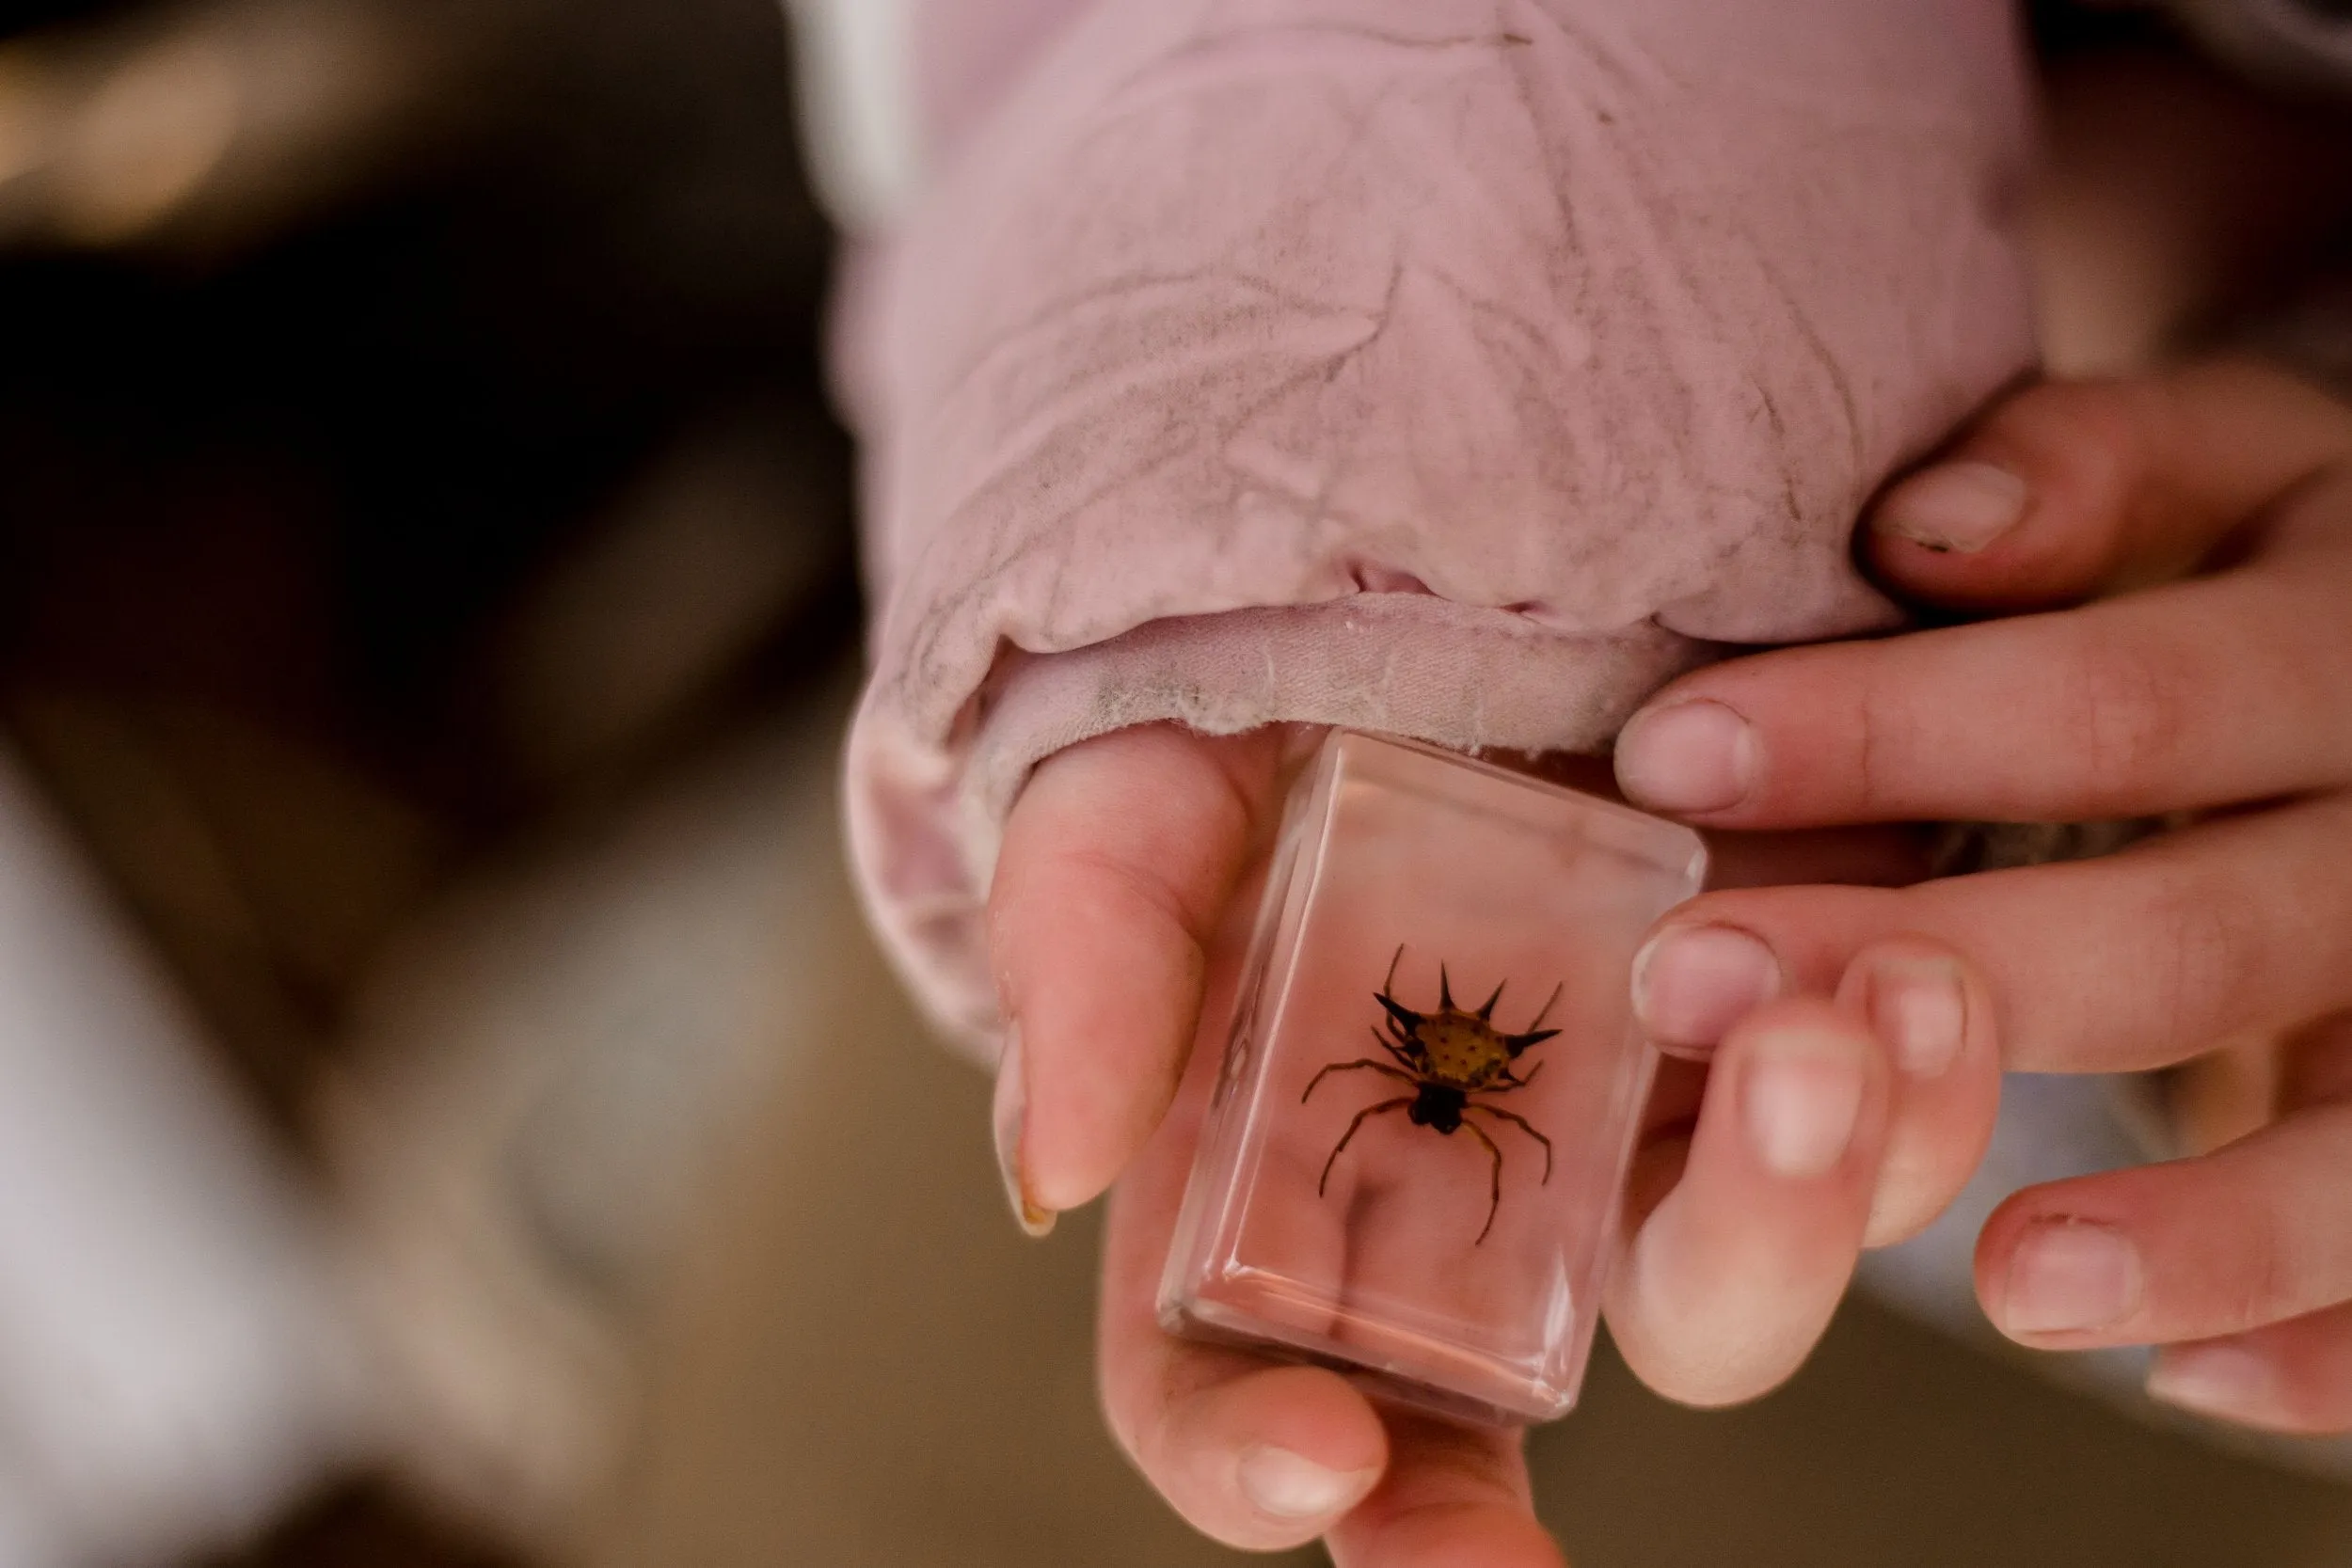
586, 734, 1263, 1568
580, 683, 2352, 1568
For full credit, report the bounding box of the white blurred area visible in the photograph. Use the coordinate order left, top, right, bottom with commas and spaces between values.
777, 0, 915, 230
0, 751, 357, 1565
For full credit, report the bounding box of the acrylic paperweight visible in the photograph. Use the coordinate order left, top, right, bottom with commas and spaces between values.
1158, 730, 1707, 1424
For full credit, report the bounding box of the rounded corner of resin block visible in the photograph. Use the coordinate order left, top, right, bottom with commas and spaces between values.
1522, 1386, 1581, 1425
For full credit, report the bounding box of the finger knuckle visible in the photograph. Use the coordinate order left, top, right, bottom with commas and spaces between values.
2137, 865, 2267, 1050
2205, 1194, 2301, 1336
2057, 630, 2193, 798
1849, 655, 1926, 812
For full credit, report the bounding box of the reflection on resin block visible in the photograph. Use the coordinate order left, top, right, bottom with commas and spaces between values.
1160, 731, 1705, 1423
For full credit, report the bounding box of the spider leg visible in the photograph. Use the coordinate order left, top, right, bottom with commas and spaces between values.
1488, 1059, 1546, 1092
1369, 1028, 1420, 1071
1304, 1059, 1417, 1104
1318, 1097, 1413, 1196
1504, 981, 1566, 1053
1461, 1118, 1506, 1244
1376, 992, 1423, 1037
1470, 1103, 1553, 1184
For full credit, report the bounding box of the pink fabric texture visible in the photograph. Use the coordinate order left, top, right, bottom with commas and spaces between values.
912, 0, 1093, 154
842, 0, 2039, 1047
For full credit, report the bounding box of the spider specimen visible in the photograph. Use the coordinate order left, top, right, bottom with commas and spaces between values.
1303, 947, 1559, 1244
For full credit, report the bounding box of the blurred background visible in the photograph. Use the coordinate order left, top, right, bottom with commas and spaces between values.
0, 1, 2349, 1565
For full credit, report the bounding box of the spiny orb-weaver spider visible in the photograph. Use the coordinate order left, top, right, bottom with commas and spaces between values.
1303, 946, 1559, 1244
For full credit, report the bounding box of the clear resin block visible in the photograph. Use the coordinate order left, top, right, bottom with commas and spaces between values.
1159, 730, 1707, 1423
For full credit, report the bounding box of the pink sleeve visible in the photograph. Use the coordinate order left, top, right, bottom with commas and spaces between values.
841, 0, 2039, 1047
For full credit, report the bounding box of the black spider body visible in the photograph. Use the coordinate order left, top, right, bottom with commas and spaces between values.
1406, 1085, 1466, 1132
1303, 947, 1561, 1244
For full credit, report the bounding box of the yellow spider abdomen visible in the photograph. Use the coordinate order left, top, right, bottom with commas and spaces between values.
1418, 1012, 1511, 1087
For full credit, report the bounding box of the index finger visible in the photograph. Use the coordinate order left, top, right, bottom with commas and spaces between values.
1612, 550, 2352, 829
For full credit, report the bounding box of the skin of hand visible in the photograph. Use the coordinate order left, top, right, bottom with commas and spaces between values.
1613, 358, 2352, 1436
986, 735, 1997, 1557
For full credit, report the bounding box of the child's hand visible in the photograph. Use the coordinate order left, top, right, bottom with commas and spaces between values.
1613, 360, 2352, 1435
989, 728, 1996, 1561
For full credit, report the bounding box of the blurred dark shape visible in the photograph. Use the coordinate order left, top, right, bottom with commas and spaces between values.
0, 0, 852, 1132
0, 0, 852, 1560
2027, 1, 2352, 378
197, 1476, 529, 1568
2169, 0, 2352, 102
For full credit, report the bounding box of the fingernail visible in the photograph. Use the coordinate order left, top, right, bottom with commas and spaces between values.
1742, 1023, 1867, 1180
1873, 459, 2027, 553
2000, 1220, 2142, 1335
1615, 700, 1756, 815
2147, 1344, 2280, 1424
992, 1026, 1056, 1239
1236, 1446, 1377, 1522
1868, 958, 1967, 1079
1632, 925, 1783, 1053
